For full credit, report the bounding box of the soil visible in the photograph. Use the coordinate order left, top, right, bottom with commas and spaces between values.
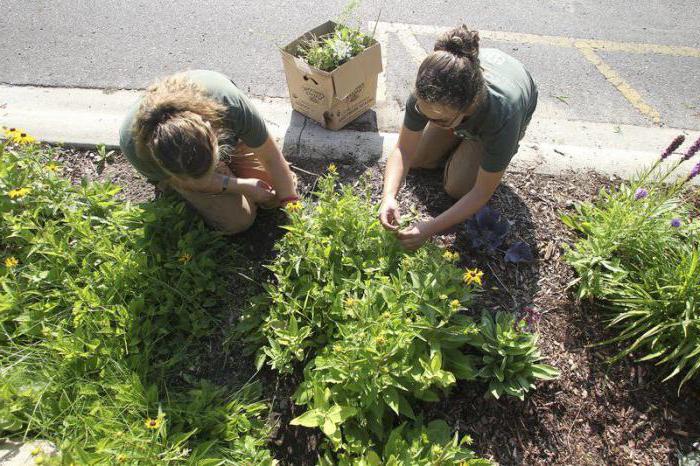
55, 147, 700, 466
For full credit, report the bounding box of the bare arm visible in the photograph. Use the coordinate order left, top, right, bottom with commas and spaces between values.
382, 126, 422, 200
249, 136, 298, 201
396, 168, 504, 250
430, 168, 504, 234
379, 126, 422, 230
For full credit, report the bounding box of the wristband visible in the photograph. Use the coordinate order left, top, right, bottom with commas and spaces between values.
279, 195, 300, 205
221, 175, 230, 192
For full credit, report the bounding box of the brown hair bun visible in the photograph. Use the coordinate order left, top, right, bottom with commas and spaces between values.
434, 25, 480, 61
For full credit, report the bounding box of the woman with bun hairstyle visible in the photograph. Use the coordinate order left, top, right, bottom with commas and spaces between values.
120, 70, 299, 234
379, 25, 538, 250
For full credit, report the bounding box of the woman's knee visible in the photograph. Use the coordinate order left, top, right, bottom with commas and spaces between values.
215, 206, 256, 235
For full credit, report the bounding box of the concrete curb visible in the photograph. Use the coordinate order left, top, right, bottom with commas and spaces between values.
1, 84, 699, 180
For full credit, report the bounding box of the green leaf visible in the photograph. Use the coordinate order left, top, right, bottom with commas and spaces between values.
383, 388, 400, 415
531, 364, 560, 380
290, 409, 324, 428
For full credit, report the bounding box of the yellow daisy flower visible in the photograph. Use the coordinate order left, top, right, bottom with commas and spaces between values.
463, 268, 484, 287
285, 201, 302, 213
344, 297, 357, 307
3, 127, 20, 139
178, 253, 192, 264
5, 257, 19, 268
45, 162, 60, 173
327, 163, 337, 174
8, 187, 31, 199
450, 299, 461, 310
144, 417, 162, 430
13, 132, 36, 145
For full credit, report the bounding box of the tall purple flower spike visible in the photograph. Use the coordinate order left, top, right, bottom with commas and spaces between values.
688, 162, 700, 182
661, 135, 685, 160
635, 188, 648, 200
683, 137, 700, 161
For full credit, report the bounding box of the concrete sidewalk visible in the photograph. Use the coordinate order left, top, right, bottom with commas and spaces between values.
1, 84, 699, 180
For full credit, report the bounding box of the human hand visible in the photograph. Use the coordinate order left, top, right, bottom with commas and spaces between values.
396, 220, 434, 250
379, 197, 401, 231
237, 177, 277, 206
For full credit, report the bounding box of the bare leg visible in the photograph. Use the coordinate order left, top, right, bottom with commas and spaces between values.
170, 164, 257, 234
412, 122, 460, 169
443, 138, 486, 199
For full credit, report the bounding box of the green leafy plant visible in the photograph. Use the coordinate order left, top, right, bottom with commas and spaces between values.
319, 420, 491, 466
299, 25, 374, 72
238, 169, 556, 462
0, 133, 275, 464
468, 311, 559, 400
562, 135, 700, 389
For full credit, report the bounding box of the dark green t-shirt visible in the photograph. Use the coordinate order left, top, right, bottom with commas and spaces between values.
119, 70, 269, 182
404, 48, 538, 173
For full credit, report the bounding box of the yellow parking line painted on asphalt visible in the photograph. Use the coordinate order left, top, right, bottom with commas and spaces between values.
396, 28, 428, 65
372, 22, 700, 58
576, 45, 662, 125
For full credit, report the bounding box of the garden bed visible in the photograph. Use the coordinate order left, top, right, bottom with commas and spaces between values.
51, 147, 700, 465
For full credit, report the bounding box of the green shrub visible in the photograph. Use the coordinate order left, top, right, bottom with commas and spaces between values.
0, 137, 274, 464
562, 135, 700, 388
238, 170, 557, 462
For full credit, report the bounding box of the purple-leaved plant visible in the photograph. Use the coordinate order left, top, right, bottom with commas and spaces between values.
505, 241, 534, 263
465, 206, 510, 254
516, 306, 542, 332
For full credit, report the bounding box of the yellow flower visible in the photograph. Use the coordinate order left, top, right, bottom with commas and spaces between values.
3, 127, 21, 139
463, 268, 484, 287
450, 299, 461, 310
285, 201, 302, 213
45, 162, 60, 173
34, 456, 44, 465
145, 417, 162, 430
5, 257, 19, 268
117, 454, 127, 463
439, 294, 448, 300
374, 335, 386, 345
327, 163, 337, 174
8, 187, 31, 199
344, 297, 357, 307
178, 253, 192, 264
31, 447, 41, 456
13, 132, 36, 145
442, 250, 459, 262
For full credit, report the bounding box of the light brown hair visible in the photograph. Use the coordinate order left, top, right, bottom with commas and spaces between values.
133, 73, 227, 179
415, 25, 485, 110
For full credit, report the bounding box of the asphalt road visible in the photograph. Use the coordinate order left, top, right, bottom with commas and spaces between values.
2, 0, 699, 130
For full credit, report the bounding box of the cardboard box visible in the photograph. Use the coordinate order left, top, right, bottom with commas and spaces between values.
281, 21, 383, 131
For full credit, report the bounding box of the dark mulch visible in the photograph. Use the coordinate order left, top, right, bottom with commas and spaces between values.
55, 147, 700, 465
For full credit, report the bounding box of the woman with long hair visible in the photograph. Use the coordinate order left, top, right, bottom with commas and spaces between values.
120, 70, 299, 233
379, 25, 538, 249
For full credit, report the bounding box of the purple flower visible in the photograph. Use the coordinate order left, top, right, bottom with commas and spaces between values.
683, 137, 700, 161
635, 188, 648, 200
670, 218, 682, 228
688, 162, 700, 182
661, 135, 685, 160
